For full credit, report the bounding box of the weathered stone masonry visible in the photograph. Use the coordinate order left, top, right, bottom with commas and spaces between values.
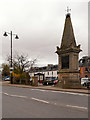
56, 12, 82, 88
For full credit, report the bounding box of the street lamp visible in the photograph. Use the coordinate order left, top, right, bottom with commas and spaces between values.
3, 31, 19, 84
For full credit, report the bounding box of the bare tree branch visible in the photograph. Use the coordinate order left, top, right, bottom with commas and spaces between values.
7, 53, 37, 73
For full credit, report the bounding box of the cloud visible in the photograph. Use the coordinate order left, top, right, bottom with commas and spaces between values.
0, 0, 88, 66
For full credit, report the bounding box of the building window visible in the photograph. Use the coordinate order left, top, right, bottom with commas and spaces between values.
52, 71, 53, 75
85, 67, 88, 71
48, 72, 49, 75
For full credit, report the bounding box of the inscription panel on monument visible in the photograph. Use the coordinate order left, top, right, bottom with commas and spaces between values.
61, 55, 69, 69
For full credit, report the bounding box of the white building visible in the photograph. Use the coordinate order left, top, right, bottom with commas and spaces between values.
29, 64, 58, 82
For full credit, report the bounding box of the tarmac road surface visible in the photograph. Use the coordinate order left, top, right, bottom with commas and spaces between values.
2, 86, 88, 118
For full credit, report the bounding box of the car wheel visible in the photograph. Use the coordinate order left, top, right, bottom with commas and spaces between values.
87, 85, 90, 88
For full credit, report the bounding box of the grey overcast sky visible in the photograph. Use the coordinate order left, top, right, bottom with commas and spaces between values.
0, 0, 89, 66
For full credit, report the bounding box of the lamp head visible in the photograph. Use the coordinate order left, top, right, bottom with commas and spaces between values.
3, 32, 8, 37
15, 35, 19, 39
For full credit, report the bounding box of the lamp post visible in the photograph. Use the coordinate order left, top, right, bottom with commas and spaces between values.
3, 31, 19, 84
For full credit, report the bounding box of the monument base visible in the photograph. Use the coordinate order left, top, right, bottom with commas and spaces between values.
56, 72, 81, 89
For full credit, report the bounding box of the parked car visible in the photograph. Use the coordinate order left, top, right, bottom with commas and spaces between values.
86, 81, 90, 88
81, 78, 88, 86
52, 78, 58, 85
81, 78, 90, 88
3, 76, 10, 81
42, 77, 58, 85
42, 80, 53, 85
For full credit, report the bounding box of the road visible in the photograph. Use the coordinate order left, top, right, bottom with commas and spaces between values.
2, 86, 88, 118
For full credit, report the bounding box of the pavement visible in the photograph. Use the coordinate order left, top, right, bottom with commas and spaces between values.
2, 81, 90, 94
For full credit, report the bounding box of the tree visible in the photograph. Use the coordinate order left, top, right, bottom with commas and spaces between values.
7, 53, 37, 74
7, 53, 37, 84
2, 63, 10, 77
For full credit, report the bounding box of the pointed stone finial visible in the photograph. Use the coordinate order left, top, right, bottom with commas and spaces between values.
65, 6, 71, 18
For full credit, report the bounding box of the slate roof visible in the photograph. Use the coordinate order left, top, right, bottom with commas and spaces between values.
30, 65, 58, 72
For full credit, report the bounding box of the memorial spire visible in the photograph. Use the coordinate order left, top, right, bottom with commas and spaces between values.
60, 7, 76, 49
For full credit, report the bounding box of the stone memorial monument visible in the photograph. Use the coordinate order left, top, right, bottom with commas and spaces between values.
56, 7, 82, 88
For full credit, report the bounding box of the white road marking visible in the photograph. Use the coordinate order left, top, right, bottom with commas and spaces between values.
66, 104, 88, 110
31, 89, 36, 90
31, 89, 48, 91
51, 90, 88, 96
3, 92, 9, 96
31, 89, 46, 92
31, 89, 88, 96
3, 92, 27, 98
3, 92, 88, 111
31, 97, 49, 104
10, 94, 27, 98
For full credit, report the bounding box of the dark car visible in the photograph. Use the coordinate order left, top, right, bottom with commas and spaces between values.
86, 79, 90, 88
52, 79, 58, 85
86, 82, 90, 88
42, 77, 58, 85
42, 80, 53, 85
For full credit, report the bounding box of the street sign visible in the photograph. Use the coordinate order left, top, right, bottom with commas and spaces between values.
10, 67, 13, 70
10, 71, 12, 73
